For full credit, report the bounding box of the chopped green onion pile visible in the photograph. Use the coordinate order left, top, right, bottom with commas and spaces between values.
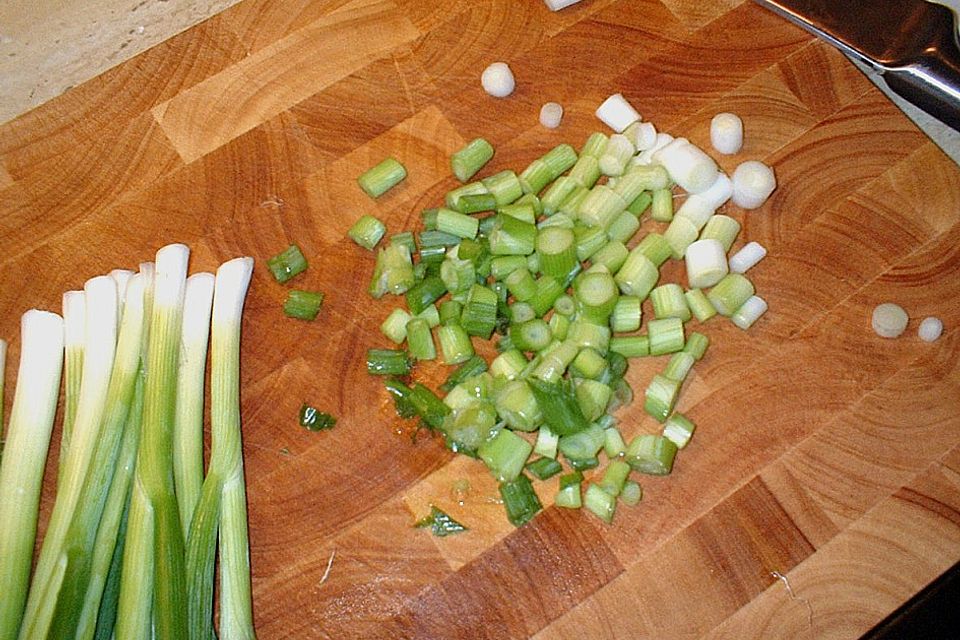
356, 120, 774, 528
0, 244, 257, 640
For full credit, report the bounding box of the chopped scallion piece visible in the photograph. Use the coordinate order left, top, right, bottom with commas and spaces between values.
525, 457, 563, 481
282, 289, 324, 321
614, 252, 659, 299
384, 378, 417, 419
644, 374, 681, 422
482, 170, 524, 206
405, 318, 436, 361
609, 335, 649, 358
479, 429, 533, 482
527, 378, 590, 436
348, 214, 386, 250
534, 425, 560, 459
598, 460, 632, 497
366, 348, 413, 376
499, 475, 542, 527
266, 244, 308, 283
625, 434, 678, 475
437, 324, 474, 364
451, 138, 494, 182
415, 506, 468, 537
663, 352, 695, 383
405, 276, 447, 315
409, 383, 451, 430
439, 355, 488, 393
358, 157, 407, 198
707, 273, 755, 317
683, 331, 710, 361
649, 283, 691, 322
566, 456, 599, 471
663, 412, 696, 449
603, 427, 627, 458
620, 481, 643, 506
684, 288, 717, 322
610, 296, 642, 333
647, 317, 685, 356
584, 484, 617, 523
650, 188, 674, 222
369, 244, 415, 298
299, 404, 337, 431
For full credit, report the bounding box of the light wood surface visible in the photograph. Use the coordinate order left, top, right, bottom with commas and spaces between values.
2, 1, 959, 638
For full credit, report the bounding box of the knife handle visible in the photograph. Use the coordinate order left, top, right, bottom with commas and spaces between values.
883, 35, 960, 132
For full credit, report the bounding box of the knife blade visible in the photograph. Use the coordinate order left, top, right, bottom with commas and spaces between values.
753, 0, 960, 132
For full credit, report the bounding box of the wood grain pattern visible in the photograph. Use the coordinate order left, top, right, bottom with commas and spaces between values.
2, 1, 959, 638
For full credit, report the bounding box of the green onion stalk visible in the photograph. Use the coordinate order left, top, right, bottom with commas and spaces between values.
45, 274, 149, 639
0, 311, 64, 640
19, 276, 119, 640
186, 257, 256, 640
116, 244, 191, 640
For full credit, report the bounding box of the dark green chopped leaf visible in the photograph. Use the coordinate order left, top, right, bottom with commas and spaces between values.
384, 378, 417, 419
525, 457, 562, 481
299, 404, 336, 431
414, 506, 468, 537
499, 474, 542, 527
527, 377, 590, 436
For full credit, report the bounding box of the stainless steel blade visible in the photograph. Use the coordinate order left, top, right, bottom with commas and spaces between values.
753, 0, 960, 132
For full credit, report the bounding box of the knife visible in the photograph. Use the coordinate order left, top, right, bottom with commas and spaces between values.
752, 0, 960, 132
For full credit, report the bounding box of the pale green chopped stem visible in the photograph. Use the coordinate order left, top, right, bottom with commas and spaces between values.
651, 188, 674, 222
20, 276, 119, 640
598, 460, 632, 497
620, 481, 643, 505
570, 347, 607, 380
567, 320, 611, 354
381, 308, 413, 344
606, 210, 640, 245
526, 340, 573, 383
643, 374, 681, 423
490, 349, 528, 380
438, 325, 474, 364
451, 138, 494, 182
663, 215, 699, 259
534, 425, 560, 459
603, 427, 627, 458
633, 232, 672, 267
609, 335, 649, 358
584, 484, 616, 523
537, 227, 578, 281
684, 288, 717, 322
436, 208, 479, 239
707, 273, 755, 316
663, 412, 696, 449
574, 225, 607, 263
494, 380, 542, 432
406, 318, 436, 361
60, 290, 85, 490
574, 271, 618, 325
174, 274, 214, 539
482, 170, 524, 206
650, 283, 691, 322
614, 252, 659, 299
575, 379, 612, 422
505, 267, 537, 302
591, 240, 628, 274
663, 352, 696, 383
348, 214, 387, 250
699, 214, 741, 252
559, 185, 589, 218
647, 317, 685, 356
683, 332, 710, 361
358, 157, 407, 198
0, 311, 64, 640
625, 434, 678, 475
610, 296, 642, 333
578, 185, 626, 228
579, 132, 609, 158
568, 156, 601, 189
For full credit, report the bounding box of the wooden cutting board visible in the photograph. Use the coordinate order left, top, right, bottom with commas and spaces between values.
2, 0, 960, 637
